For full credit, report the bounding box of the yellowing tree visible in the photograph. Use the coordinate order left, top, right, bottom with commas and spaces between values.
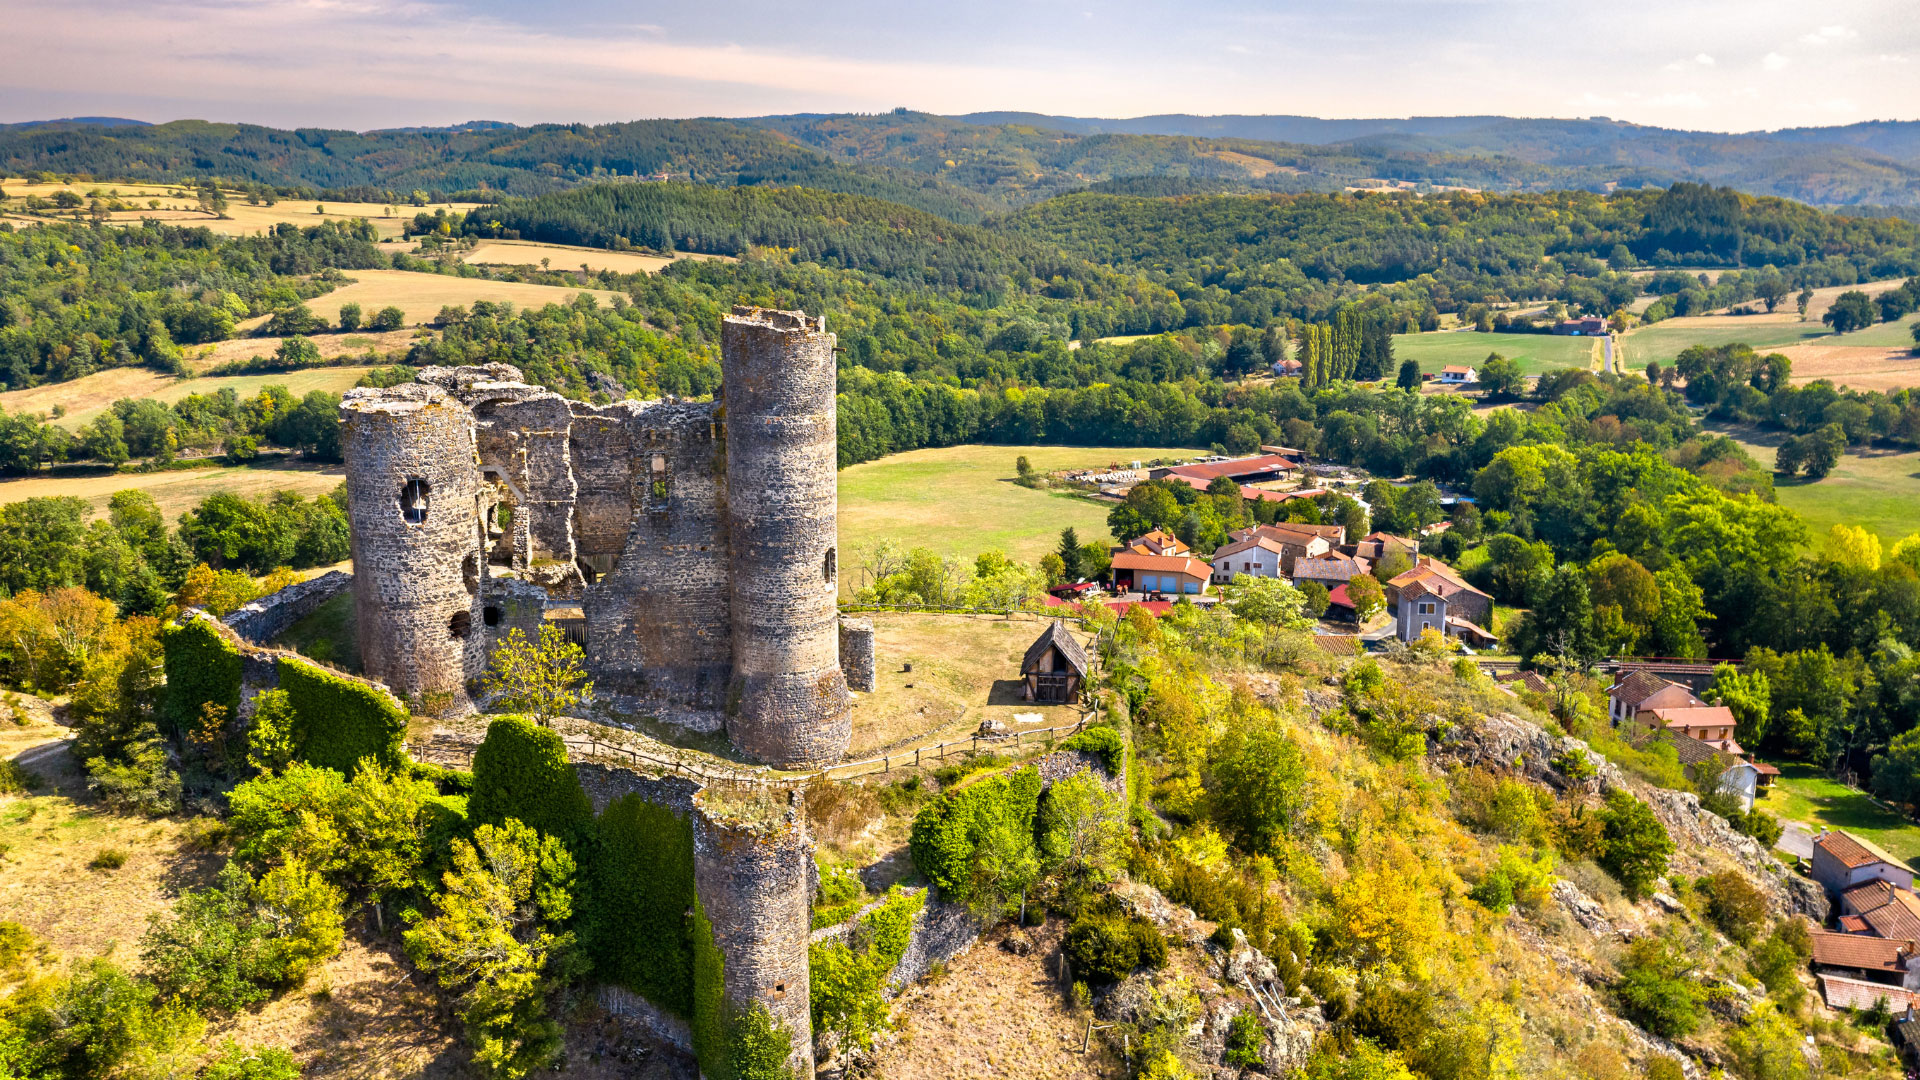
483, 625, 594, 727
1330, 841, 1446, 978
1826, 523, 1883, 570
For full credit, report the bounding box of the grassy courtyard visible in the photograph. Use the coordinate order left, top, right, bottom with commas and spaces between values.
1766, 763, 1920, 866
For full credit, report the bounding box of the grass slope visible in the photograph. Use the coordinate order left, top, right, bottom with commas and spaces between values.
1767, 764, 1920, 866
836, 443, 1199, 575
0, 459, 345, 522
1707, 423, 1920, 544
298, 269, 620, 328
0, 366, 378, 430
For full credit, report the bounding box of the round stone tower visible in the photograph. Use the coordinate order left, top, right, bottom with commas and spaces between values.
720, 306, 851, 768
340, 383, 486, 710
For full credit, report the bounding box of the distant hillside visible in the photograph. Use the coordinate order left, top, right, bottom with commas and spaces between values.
951, 111, 1920, 206
0, 116, 150, 131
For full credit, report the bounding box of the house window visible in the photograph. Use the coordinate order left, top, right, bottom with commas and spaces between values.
400, 478, 431, 524
1418, 601, 1435, 614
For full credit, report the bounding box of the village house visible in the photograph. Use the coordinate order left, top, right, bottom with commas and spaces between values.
1606, 668, 1706, 727
1385, 557, 1495, 644
1438, 365, 1477, 384
1110, 550, 1212, 596
1212, 522, 1336, 581
1271, 357, 1303, 378
1809, 930, 1920, 1011
1123, 530, 1190, 557
1839, 879, 1920, 937
1659, 729, 1762, 810
1814, 830, 1918, 898
1233, 521, 1346, 547
1552, 316, 1609, 336
1638, 705, 1742, 755
1349, 531, 1419, 563
1019, 621, 1090, 704
1292, 551, 1372, 589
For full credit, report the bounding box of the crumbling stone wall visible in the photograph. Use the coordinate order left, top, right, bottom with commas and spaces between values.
340, 305, 854, 767
838, 617, 876, 692
721, 307, 851, 768
340, 383, 486, 709
223, 570, 352, 644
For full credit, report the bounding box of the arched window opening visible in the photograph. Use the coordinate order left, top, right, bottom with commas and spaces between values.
483, 606, 501, 627
823, 546, 837, 584
400, 478, 431, 524
462, 554, 479, 595
449, 610, 472, 640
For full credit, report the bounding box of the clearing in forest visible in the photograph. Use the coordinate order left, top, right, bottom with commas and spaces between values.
0, 459, 345, 521
460, 239, 734, 275
1706, 422, 1920, 545
0, 179, 477, 239
0, 365, 379, 430
1391, 330, 1597, 374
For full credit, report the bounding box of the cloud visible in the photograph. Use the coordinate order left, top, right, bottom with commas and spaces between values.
1763, 52, 1790, 70
1694, 52, 1716, 66
1799, 24, 1857, 46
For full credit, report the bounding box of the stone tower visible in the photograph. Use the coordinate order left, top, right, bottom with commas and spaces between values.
720, 307, 851, 769
340, 382, 486, 708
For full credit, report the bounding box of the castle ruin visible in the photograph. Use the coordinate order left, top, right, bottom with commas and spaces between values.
339, 306, 859, 769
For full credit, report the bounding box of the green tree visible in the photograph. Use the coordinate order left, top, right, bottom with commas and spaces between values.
1345, 574, 1385, 621
338, 302, 363, 332
1396, 358, 1421, 391
1227, 574, 1314, 629
482, 625, 593, 727
1614, 937, 1705, 1038
370, 305, 406, 331
1209, 716, 1310, 856
1822, 290, 1876, 334
1597, 790, 1673, 899
1477, 353, 1524, 398
405, 820, 579, 1080
1057, 527, 1085, 582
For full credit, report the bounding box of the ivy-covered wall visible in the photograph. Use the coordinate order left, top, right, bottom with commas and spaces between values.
161, 616, 243, 736
591, 795, 696, 1016
691, 896, 794, 1080
277, 656, 409, 776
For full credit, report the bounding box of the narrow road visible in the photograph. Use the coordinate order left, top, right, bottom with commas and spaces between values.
1775, 817, 1815, 860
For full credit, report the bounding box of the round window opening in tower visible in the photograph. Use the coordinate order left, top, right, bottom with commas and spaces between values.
400, 478, 431, 524
449, 610, 472, 640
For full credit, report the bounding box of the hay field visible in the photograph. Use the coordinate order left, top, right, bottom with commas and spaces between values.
1391, 330, 1597, 374
1708, 422, 1920, 545
0, 460, 344, 521
1771, 341, 1920, 393
836, 443, 1200, 574
0, 365, 377, 429
297, 269, 620, 327
0, 179, 476, 239
182, 328, 415, 372
460, 239, 734, 274
1618, 281, 1915, 368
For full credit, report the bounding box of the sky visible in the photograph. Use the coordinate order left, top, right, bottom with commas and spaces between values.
1, 0, 1916, 133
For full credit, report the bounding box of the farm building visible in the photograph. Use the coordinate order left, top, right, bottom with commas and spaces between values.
1020, 621, 1090, 703
1552, 316, 1608, 335
1111, 551, 1212, 596
1813, 830, 1917, 897
1438, 365, 1477, 384
1151, 453, 1301, 487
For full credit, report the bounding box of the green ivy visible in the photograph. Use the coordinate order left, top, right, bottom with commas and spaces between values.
275, 657, 407, 776
467, 716, 595, 852
690, 897, 796, 1080
1059, 725, 1127, 776
589, 795, 695, 1016
907, 766, 1042, 903
160, 618, 242, 736
809, 887, 925, 1052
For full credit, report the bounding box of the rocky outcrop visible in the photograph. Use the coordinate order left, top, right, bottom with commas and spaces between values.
1638, 786, 1826, 919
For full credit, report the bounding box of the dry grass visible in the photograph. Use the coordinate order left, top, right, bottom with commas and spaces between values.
846, 612, 1090, 759
0, 459, 345, 522
212, 935, 466, 1080
1773, 342, 1920, 392
868, 920, 1117, 1080
0, 365, 379, 430
182, 330, 417, 373
296, 270, 621, 328
0, 716, 221, 967
460, 240, 733, 276
0, 180, 478, 239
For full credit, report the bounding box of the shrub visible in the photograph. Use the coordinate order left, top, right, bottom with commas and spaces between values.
810, 887, 925, 1051
228, 763, 351, 874
1208, 716, 1310, 855
469, 716, 595, 853
141, 860, 343, 1012
1225, 1010, 1264, 1069
1037, 769, 1127, 899
246, 688, 297, 774
160, 617, 242, 736
1059, 725, 1127, 776
589, 795, 695, 1016
1748, 920, 1812, 1007
1468, 847, 1556, 914
0, 759, 41, 794
1596, 790, 1673, 899
1062, 908, 1167, 985
89, 848, 128, 871
908, 766, 1042, 912
1614, 937, 1705, 1039
201, 1041, 302, 1080
276, 657, 407, 775
85, 731, 182, 816
1698, 869, 1767, 944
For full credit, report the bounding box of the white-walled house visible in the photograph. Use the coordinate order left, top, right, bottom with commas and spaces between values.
1814, 830, 1918, 897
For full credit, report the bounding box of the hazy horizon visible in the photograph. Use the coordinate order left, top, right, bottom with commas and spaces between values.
1, 0, 1915, 135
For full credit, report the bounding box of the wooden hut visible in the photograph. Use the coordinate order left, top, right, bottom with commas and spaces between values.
1021, 621, 1090, 703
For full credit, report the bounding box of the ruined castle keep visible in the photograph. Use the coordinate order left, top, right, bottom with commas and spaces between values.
340, 306, 855, 768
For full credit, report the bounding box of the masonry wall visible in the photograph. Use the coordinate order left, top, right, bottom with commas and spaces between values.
473, 393, 578, 567
340, 383, 486, 708
838, 617, 875, 693
721, 307, 851, 768
223, 570, 353, 644
575, 399, 732, 712
693, 795, 816, 1077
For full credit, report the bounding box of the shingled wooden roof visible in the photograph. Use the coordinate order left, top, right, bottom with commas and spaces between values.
1022, 620, 1090, 679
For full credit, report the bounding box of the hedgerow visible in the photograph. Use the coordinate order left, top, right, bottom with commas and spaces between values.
907, 766, 1043, 905
468, 716, 595, 852
590, 795, 695, 1016
275, 657, 407, 775
1059, 725, 1127, 777
160, 617, 242, 735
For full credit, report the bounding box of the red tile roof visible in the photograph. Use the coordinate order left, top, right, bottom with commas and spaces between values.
1388, 556, 1491, 602
1846, 880, 1900, 914
1820, 973, 1920, 1011
1162, 454, 1299, 481
1811, 929, 1913, 972
1112, 551, 1212, 579
1645, 706, 1738, 731
1864, 891, 1920, 941
1313, 635, 1361, 655
1840, 915, 1873, 933
1609, 668, 1682, 707
1819, 831, 1885, 870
